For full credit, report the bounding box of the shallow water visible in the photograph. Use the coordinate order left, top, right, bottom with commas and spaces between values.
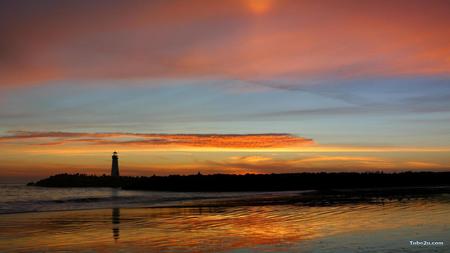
1, 184, 304, 214
0, 192, 449, 252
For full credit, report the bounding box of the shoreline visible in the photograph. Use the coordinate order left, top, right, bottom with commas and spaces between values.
2, 192, 448, 253
2, 185, 449, 216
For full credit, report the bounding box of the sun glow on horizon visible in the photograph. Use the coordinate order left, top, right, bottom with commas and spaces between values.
246, 0, 273, 14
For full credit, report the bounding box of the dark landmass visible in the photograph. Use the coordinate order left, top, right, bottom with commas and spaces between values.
28, 171, 450, 193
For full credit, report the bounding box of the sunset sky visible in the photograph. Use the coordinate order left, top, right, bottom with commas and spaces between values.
1, 0, 450, 182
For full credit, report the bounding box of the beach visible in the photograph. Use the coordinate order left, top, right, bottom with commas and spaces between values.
0, 185, 449, 252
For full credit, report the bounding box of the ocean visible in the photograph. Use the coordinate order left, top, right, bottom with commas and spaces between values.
0, 184, 449, 252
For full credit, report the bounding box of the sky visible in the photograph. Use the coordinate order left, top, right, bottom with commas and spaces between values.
1, 0, 450, 182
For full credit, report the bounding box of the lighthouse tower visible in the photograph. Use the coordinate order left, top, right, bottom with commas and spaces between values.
111, 151, 120, 177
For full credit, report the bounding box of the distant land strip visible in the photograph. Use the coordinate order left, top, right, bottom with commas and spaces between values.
28, 172, 450, 193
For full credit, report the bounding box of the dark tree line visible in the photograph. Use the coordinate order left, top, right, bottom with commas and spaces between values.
29, 171, 450, 192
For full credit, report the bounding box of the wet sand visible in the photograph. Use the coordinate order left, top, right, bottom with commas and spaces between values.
0, 196, 449, 253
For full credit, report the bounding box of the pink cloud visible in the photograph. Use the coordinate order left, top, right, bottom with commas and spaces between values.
0, 0, 449, 87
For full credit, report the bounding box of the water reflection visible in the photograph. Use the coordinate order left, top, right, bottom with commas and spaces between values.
112, 208, 120, 242
111, 188, 119, 199
0, 197, 449, 252
111, 188, 120, 242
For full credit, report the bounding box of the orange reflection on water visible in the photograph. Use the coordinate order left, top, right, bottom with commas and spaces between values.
1, 198, 449, 252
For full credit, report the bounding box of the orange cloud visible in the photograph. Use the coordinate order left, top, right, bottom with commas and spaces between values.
298, 156, 385, 163
404, 161, 449, 169
229, 155, 274, 163
207, 155, 450, 174
0, 131, 313, 149
0, 0, 449, 86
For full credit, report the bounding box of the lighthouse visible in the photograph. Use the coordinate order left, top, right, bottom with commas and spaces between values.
111, 151, 120, 177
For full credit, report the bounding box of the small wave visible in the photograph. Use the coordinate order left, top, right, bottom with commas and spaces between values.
0, 194, 246, 214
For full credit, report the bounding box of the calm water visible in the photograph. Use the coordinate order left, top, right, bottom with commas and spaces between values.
0, 184, 449, 252
0, 184, 302, 214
